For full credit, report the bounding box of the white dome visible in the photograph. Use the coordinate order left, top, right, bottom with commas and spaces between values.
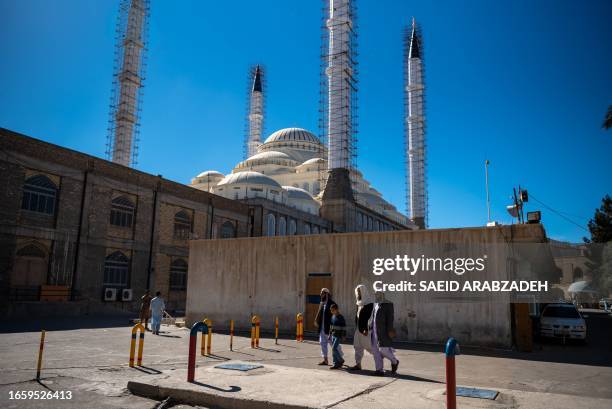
217, 171, 282, 189
300, 157, 326, 166
264, 128, 320, 144
197, 170, 224, 178
283, 186, 316, 201
249, 151, 292, 161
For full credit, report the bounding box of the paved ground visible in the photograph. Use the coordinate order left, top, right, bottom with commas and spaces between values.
0, 312, 611, 408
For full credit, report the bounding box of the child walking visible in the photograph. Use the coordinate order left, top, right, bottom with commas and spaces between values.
329, 303, 346, 369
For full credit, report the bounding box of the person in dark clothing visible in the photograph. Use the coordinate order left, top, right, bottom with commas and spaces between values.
368, 291, 399, 375
349, 284, 374, 370
329, 303, 346, 369
314, 288, 334, 365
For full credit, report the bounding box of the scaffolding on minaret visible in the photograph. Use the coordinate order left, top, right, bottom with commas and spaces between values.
319, 0, 359, 174
244, 65, 266, 159
106, 0, 150, 167
404, 17, 428, 229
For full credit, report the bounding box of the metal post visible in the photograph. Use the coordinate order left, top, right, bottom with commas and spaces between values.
188, 321, 209, 383
275, 317, 279, 345
229, 319, 234, 351
36, 330, 46, 380
445, 337, 459, 409
485, 159, 491, 224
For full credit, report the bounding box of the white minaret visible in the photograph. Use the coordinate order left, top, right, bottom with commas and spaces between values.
405, 18, 428, 228
107, 0, 149, 167
246, 65, 264, 158
324, 0, 357, 170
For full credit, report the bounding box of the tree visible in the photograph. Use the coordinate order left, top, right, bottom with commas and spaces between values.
584, 195, 612, 243
584, 195, 612, 297
604, 105, 612, 130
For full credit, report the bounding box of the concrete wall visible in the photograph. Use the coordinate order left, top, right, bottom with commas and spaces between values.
187, 224, 548, 348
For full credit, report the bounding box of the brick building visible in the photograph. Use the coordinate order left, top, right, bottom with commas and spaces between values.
0, 128, 252, 314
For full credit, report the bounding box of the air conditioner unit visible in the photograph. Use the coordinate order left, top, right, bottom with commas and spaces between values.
121, 288, 133, 302
103, 288, 117, 302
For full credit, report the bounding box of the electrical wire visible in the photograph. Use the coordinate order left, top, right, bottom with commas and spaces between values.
529, 193, 589, 233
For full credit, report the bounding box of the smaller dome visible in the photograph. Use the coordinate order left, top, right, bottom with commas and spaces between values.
300, 157, 326, 166
217, 171, 282, 189
197, 170, 224, 178
248, 151, 292, 161
283, 186, 316, 201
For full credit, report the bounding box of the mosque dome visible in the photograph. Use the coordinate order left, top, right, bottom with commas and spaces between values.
283, 186, 320, 215
284, 186, 316, 200
236, 151, 298, 170
196, 170, 224, 179
264, 128, 320, 144
217, 171, 282, 188
191, 170, 225, 189
301, 157, 326, 166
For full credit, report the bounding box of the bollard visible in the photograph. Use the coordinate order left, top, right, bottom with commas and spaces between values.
129, 323, 145, 367
36, 330, 46, 380
201, 318, 212, 356
296, 313, 304, 342
445, 337, 460, 409
251, 315, 260, 348
188, 321, 209, 383
275, 316, 279, 345
229, 319, 234, 351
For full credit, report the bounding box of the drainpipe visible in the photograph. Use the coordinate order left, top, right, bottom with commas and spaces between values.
70, 162, 91, 300
208, 197, 215, 239
146, 176, 161, 290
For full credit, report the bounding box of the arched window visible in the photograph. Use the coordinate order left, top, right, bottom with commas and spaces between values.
16, 243, 47, 258
174, 210, 192, 239
220, 221, 236, 239
169, 258, 188, 290
278, 217, 287, 236
302, 182, 309, 192
304, 224, 311, 235
21, 175, 57, 215
374, 220, 380, 231
103, 251, 130, 287
110, 196, 135, 228
266, 213, 276, 236
313, 181, 320, 195
312, 226, 319, 234
356, 212, 363, 230
367, 217, 373, 231
573, 267, 584, 282
289, 219, 297, 235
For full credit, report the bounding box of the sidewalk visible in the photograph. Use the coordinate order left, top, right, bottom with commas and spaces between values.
128, 360, 612, 409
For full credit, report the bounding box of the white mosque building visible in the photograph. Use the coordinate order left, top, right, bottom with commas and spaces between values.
190, 127, 410, 227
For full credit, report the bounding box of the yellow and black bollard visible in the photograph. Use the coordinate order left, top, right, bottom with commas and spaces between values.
251, 315, 260, 348
36, 330, 46, 380
129, 323, 145, 367
201, 318, 212, 356
275, 316, 279, 345
296, 313, 304, 342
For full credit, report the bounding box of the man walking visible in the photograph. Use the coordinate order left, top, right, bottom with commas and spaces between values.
369, 290, 399, 375
349, 284, 374, 370
149, 291, 165, 335
314, 288, 334, 365
139, 290, 152, 331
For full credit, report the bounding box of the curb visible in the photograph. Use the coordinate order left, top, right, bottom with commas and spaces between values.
127, 380, 316, 409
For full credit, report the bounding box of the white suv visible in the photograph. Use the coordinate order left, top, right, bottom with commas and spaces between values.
540, 303, 586, 340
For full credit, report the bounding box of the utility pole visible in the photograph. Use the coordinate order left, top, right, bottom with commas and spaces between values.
485, 159, 491, 224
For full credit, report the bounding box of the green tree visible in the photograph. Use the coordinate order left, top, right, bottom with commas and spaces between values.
604, 105, 612, 130
584, 195, 612, 296
584, 195, 612, 243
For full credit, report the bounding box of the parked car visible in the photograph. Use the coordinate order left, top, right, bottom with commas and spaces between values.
540, 303, 586, 340
599, 298, 612, 311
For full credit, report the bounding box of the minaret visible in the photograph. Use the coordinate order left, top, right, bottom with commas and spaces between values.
323, 0, 358, 170
405, 17, 428, 229
246, 65, 265, 159
106, 0, 150, 167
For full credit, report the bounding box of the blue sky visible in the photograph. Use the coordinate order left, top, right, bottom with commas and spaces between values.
1, 0, 610, 243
